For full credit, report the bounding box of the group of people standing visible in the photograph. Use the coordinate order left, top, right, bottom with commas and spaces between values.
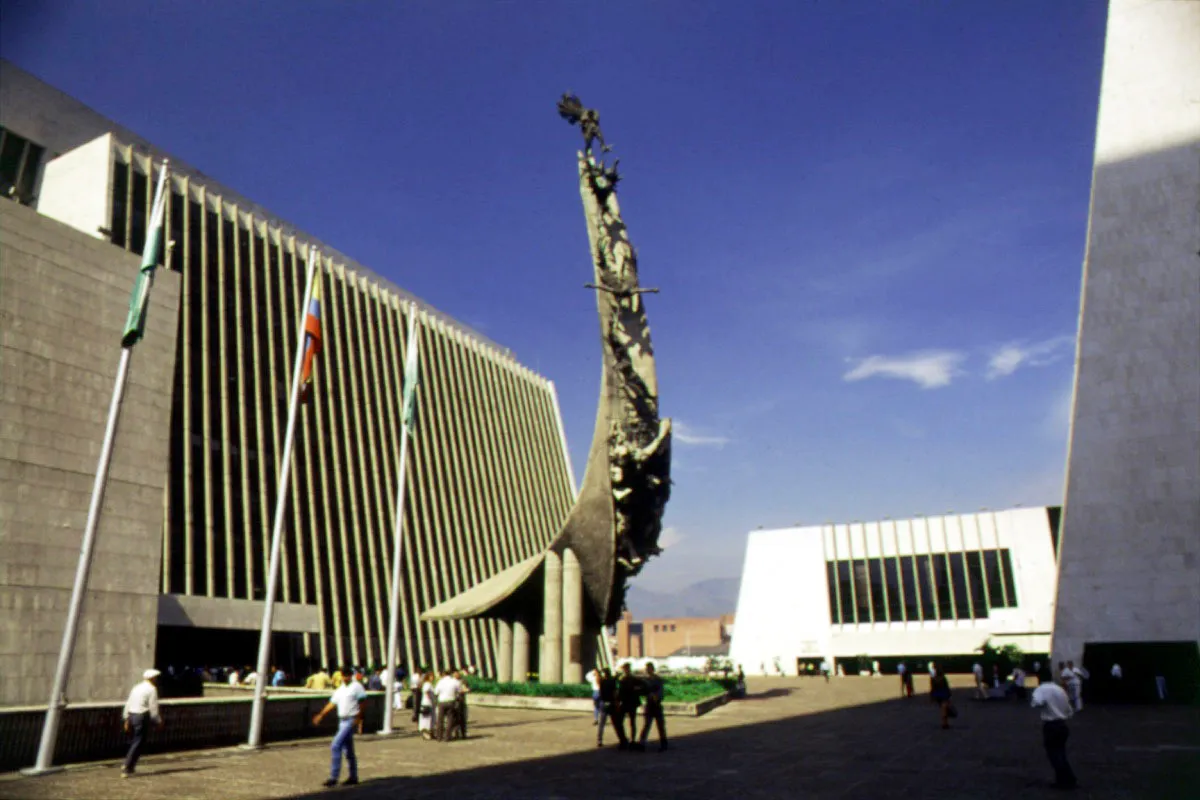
587, 662, 669, 751
401, 667, 470, 742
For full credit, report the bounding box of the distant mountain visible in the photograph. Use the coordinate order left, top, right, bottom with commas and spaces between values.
624, 577, 741, 620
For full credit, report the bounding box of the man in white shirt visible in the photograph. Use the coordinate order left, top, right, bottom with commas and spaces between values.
312, 667, 367, 788
972, 662, 986, 699
434, 670, 463, 741
121, 669, 163, 777
1062, 661, 1083, 711
1030, 680, 1077, 790
227, 668, 240, 686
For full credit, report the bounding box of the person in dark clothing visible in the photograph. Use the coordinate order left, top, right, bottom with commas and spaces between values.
929, 663, 953, 729
597, 668, 618, 747
638, 663, 668, 751
614, 662, 641, 749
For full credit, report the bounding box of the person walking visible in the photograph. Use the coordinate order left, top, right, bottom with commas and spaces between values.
897, 662, 909, 698
972, 662, 986, 700
637, 663, 668, 751
929, 663, 953, 729
311, 666, 367, 788
121, 669, 163, 778
587, 666, 603, 726
596, 667, 618, 747
614, 662, 641, 749
1062, 661, 1084, 711
1030, 678, 1077, 790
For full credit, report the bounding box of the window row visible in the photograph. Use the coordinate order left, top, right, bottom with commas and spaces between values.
824, 548, 1018, 625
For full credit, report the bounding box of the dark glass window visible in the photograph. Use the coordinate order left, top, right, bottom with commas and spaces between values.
932, 554, 954, 619
110, 164, 129, 248
1047, 506, 1062, 559
1000, 550, 1018, 608
0, 131, 24, 187
984, 550, 1007, 607
17, 143, 43, 201
130, 169, 148, 254
837, 561, 854, 623
884, 558, 903, 621
853, 560, 871, 623
868, 559, 886, 622
949, 554, 971, 619
899, 556, 920, 620
966, 552, 989, 617
826, 562, 840, 624
915, 555, 936, 620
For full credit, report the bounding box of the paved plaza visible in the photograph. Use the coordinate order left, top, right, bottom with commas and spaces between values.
1, 677, 1197, 800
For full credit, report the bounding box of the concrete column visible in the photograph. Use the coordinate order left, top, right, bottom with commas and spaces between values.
496, 619, 514, 683
562, 548, 584, 683
513, 617, 530, 683
542, 549, 563, 683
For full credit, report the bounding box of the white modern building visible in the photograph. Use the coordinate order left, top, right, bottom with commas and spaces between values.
730, 507, 1060, 675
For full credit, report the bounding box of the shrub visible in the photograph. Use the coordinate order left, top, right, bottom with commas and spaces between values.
464, 675, 732, 703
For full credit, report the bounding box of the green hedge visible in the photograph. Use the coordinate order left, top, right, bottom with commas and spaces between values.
465, 675, 732, 703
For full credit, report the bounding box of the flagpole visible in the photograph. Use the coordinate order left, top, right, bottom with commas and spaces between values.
246, 245, 319, 750
382, 305, 420, 734
25, 161, 171, 775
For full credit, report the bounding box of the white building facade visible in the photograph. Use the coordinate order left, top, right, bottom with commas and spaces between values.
730, 508, 1059, 675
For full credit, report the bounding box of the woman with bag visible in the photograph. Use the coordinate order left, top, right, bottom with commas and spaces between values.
929, 663, 955, 729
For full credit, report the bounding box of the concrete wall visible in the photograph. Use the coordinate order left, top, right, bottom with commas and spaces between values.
35, 132, 113, 241
731, 509, 1057, 675
1051, 0, 1200, 664
0, 199, 181, 705
0, 692, 385, 771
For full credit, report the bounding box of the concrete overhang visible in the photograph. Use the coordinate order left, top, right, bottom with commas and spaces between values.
157, 594, 321, 634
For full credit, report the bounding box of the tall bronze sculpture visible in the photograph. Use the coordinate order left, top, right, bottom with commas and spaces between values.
422, 95, 671, 681
554, 92, 672, 620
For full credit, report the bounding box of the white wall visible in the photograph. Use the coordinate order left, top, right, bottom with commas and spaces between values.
731, 508, 1058, 675
36, 133, 113, 240
1052, 0, 1200, 664
729, 527, 830, 675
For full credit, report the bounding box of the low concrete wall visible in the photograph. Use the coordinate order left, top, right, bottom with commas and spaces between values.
469, 692, 730, 717
0, 692, 386, 772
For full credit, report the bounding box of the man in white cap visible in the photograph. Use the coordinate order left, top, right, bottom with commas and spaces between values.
121, 669, 163, 777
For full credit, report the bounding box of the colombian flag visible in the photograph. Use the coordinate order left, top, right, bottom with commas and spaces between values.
298, 279, 322, 402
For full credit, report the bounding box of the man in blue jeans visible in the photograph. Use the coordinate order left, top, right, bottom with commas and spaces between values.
312, 667, 368, 788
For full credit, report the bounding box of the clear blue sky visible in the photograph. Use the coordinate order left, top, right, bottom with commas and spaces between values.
2, 1, 1109, 593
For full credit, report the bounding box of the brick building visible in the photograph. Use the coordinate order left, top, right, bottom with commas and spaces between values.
613, 611, 733, 659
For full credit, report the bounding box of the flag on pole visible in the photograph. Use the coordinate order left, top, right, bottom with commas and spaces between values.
400, 310, 421, 433
121, 162, 170, 347
298, 275, 322, 403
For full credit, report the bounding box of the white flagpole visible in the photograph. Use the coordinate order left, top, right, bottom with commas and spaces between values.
381, 305, 420, 734
25, 162, 170, 776
246, 245, 319, 749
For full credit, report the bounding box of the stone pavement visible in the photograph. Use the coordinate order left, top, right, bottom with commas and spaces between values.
1, 677, 1196, 800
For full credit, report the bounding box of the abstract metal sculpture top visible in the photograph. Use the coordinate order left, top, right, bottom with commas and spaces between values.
420, 95, 671, 630
553, 93, 672, 625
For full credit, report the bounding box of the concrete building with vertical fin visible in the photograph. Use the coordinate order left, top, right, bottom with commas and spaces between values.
1050, 0, 1200, 699
0, 60, 578, 705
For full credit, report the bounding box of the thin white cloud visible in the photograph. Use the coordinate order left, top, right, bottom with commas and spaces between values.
673, 421, 730, 448
658, 526, 685, 550
843, 350, 965, 389
986, 335, 1076, 380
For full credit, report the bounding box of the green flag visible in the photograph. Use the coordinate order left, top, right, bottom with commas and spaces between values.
400, 309, 421, 434
121, 162, 170, 347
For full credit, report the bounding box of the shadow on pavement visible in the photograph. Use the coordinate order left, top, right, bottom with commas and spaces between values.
283, 690, 1200, 800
